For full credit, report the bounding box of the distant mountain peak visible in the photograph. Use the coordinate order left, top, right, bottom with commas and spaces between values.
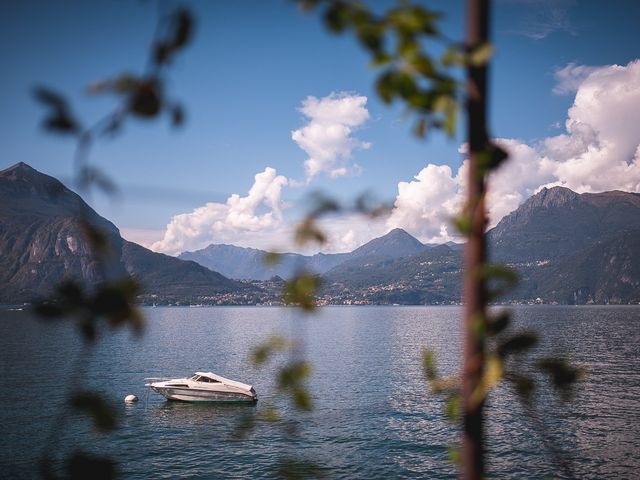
351, 227, 424, 259
1, 161, 47, 181
385, 227, 413, 238
527, 186, 579, 209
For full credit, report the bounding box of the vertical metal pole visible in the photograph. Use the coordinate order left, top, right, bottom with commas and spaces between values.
462, 0, 490, 478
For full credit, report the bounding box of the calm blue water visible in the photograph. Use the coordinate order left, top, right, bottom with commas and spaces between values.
1, 306, 639, 479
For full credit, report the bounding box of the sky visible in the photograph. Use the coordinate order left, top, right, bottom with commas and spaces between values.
1, 0, 639, 255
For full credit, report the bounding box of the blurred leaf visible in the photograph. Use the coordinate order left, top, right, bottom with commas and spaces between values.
295, 218, 326, 246
284, 274, 320, 311
66, 451, 117, 480
414, 117, 427, 138
33, 302, 65, 319
57, 281, 85, 307
452, 213, 472, 236
43, 113, 81, 135
264, 251, 282, 266
537, 358, 583, 396
70, 392, 117, 432
468, 42, 494, 66
80, 220, 110, 255
154, 8, 194, 65
232, 413, 256, 440
486, 311, 510, 335
33, 86, 81, 135
263, 406, 281, 422
34, 86, 68, 110
78, 166, 118, 196
507, 373, 535, 400
422, 348, 438, 381
88, 73, 140, 95
250, 335, 289, 365
441, 45, 465, 66
128, 81, 161, 117
376, 70, 396, 103
92, 279, 143, 333
277, 361, 313, 411
447, 444, 461, 465
480, 263, 518, 300
170, 104, 185, 127
276, 457, 327, 479
292, 388, 313, 411
445, 394, 461, 421
497, 332, 538, 358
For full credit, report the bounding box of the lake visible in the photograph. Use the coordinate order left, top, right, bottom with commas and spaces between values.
1, 306, 639, 479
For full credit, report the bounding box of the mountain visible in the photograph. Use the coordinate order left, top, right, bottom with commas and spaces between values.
321, 244, 461, 305
179, 227, 426, 280
0, 163, 255, 304
488, 186, 640, 263
486, 186, 640, 304
179, 244, 348, 281
318, 187, 640, 305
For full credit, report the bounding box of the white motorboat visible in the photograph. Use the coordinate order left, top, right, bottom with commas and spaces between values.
145, 372, 257, 402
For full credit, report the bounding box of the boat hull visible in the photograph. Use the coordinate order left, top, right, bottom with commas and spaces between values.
151, 386, 256, 403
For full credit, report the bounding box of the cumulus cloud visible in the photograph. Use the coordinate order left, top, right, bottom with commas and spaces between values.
291, 92, 371, 180
386, 164, 464, 243
152, 168, 289, 255
553, 63, 598, 95
387, 60, 640, 242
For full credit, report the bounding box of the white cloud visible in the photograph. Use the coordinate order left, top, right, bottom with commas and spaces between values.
387, 60, 640, 241
151, 62, 640, 255
151, 168, 289, 255
553, 63, 598, 95
291, 92, 371, 180
386, 164, 464, 243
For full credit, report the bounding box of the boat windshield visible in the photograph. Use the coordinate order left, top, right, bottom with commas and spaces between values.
197, 376, 220, 383
189, 374, 220, 383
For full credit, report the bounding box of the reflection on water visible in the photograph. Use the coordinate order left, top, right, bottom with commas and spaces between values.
1, 306, 639, 479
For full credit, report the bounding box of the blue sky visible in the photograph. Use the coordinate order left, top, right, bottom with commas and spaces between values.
1, 0, 639, 253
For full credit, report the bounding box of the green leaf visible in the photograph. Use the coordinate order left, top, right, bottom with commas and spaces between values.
33, 86, 69, 110
80, 220, 110, 254
356, 24, 384, 53
376, 70, 396, 103
507, 373, 535, 400
486, 311, 510, 335
422, 348, 438, 381
537, 357, 583, 394
284, 274, 320, 311
77, 166, 118, 196
250, 336, 289, 365
413, 117, 427, 138
468, 42, 494, 66
452, 213, 472, 236
295, 218, 326, 246
324, 1, 351, 33
70, 392, 117, 432
497, 332, 538, 358
170, 104, 185, 127
445, 394, 461, 421
441, 45, 465, 66
128, 82, 162, 118
264, 251, 282, 266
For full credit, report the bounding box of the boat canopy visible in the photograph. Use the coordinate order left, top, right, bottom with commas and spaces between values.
195, 372, 253, 392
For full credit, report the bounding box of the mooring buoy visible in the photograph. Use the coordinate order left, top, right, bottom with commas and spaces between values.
124, 394, 139, 403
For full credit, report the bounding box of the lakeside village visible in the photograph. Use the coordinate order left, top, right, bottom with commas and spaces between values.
131, 277, 610, 307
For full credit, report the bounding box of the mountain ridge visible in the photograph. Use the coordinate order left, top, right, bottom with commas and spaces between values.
179, 226, 429, 280
0, 162, 258, 304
